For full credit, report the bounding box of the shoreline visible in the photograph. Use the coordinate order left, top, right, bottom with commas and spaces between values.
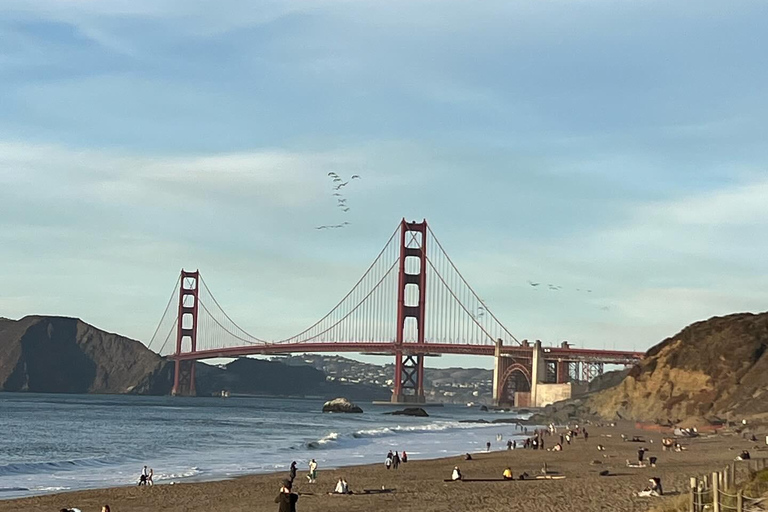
1, 421, 762, 512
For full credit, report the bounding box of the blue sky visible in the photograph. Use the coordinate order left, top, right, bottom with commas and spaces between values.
1, 1, 767, 369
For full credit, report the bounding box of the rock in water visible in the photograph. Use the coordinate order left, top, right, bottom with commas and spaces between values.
387, 407, 429, 417
322, 397, 363, 413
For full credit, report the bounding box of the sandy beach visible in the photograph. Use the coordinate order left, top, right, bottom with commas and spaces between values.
1, 422, 762, 512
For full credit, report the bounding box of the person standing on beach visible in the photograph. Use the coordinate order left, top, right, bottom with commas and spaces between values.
147, 468, 154, 486
486, 441, 491, 452
507, 440, 512, 450
275, 479, 299, 512
385, 455, 392, 470
307, 459, 318, 483
289, 461, 297, 482
392, 451, 401, 470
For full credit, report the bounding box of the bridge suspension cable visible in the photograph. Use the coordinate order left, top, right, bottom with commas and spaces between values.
148, 220, 523, 356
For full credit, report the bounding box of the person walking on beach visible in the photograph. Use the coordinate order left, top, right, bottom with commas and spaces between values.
138, 465, 150, 486
507, 439, 512, 450
307, 459, 318, 483
385, 454, 392, 470
147, 467, 154, 486
392, 451, 401, 470
584, 429, 589, 442
486, 441, 491, 452
289, 461, 297, 482
276, 479, 299, 512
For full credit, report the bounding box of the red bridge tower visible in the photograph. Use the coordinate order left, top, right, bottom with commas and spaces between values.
172, 270, 199, 396
391, 219, 427, 404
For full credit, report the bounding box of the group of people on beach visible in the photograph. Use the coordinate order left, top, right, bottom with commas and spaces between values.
385, 450, 407, 469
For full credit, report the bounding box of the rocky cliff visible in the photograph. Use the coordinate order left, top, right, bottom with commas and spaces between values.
0, 316, 392, 399
542, 312, 768, 425
0, 316, 171, 394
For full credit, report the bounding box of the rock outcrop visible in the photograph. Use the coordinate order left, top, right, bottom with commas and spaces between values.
386, 407, 429, 417
532, 312, 768, 426
586, 312, 768, 424
322, 397, 364, 413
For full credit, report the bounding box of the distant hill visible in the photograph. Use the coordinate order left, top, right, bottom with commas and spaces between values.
537, 312, 768, 425
0, 316, 391, 400
0, 316, 170, 394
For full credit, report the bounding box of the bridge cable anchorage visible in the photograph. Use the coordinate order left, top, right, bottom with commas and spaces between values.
427, 225, 521, 346
275, 225, 401, 344
147, 275, 181, 352
198, 275, 268, 344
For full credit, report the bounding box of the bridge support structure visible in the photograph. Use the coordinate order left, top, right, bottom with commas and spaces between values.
493, 340, 601, 408
171, 269, 199, 396
391, 219, 427, 404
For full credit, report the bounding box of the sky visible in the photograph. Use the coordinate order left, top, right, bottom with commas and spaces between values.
1, 0, 767, 369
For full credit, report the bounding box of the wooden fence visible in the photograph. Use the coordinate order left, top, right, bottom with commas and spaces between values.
689, 458, 767, 512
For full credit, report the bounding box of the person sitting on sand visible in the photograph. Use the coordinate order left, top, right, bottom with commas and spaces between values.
464, 453, 473, 461
736, 450, 751, 461
502, 467, 513, 480
276, 479, 299, 512
402, 451, 408, 463
637, 477, 663, 497
333, 477, 351, 494
452, 466, 462, 481
102, 507, 110, 512
552, 443, 562, 451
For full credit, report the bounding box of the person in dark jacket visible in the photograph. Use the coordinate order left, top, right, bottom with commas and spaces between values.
275, 479, 299, 512
289, 461, 297, 482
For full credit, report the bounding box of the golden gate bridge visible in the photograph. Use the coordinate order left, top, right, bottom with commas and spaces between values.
147, 219, 642, 406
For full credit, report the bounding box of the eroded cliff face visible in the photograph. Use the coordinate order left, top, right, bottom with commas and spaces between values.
0, 316, 172, 394
586, 312, 768, 423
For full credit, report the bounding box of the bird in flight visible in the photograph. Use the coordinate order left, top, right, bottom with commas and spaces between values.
334, 182, 349, 190
528, 281, 540, 287
328, 172, 338, 177
351, 174, 361, 179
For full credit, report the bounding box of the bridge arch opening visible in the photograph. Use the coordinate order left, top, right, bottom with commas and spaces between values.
499, 363, 532, 406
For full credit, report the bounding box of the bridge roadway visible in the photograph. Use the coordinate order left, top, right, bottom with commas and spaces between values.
171, 342, 643, 365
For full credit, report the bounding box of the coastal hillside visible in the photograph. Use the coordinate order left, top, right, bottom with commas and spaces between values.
586, 312, 768, 424
0, 316, 171, 394
0, 316, 391, 399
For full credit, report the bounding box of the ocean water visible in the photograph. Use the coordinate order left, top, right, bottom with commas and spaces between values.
0, 393, 530, 499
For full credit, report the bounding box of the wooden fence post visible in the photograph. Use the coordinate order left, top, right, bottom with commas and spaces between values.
724, 466, 730, 490
713, 471, 720, 512
689, 477, 696, 512
737, 490, 743, 512
730, 462, 736, 487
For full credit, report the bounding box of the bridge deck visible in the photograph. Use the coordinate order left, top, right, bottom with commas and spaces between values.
171, 342, 643, 365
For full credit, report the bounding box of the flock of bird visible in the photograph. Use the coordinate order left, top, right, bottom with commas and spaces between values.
527, 280, 611, 311
315, 172, 361, 230
528, 280, 592, 293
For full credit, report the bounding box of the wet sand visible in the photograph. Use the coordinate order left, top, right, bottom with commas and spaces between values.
1, 422, 762, 512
